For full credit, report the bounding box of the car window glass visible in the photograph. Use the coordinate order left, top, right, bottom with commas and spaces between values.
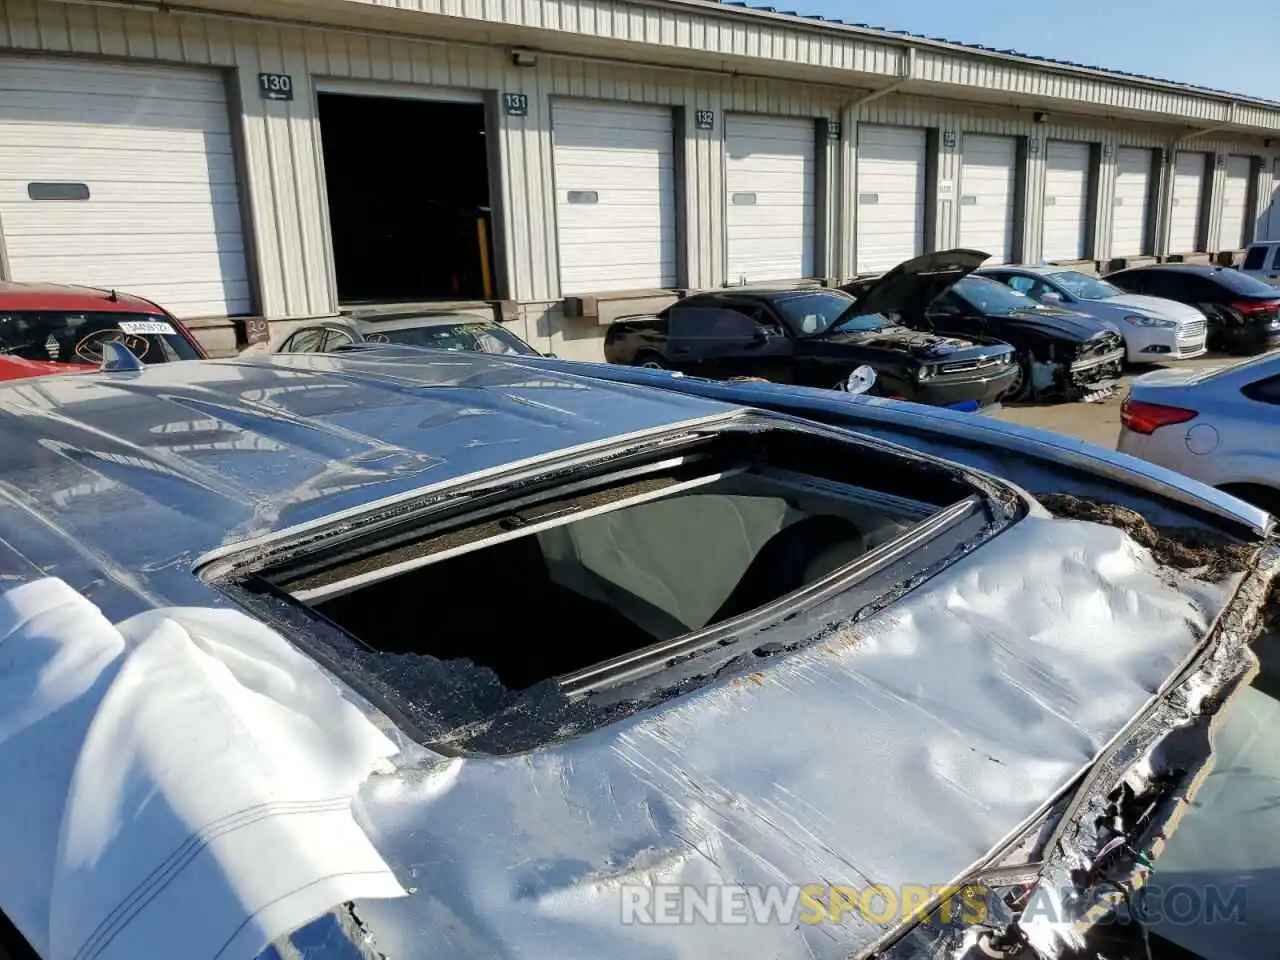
0, 310, 198, 365
1209, 268, 1280, 296
378, 321, 536, 355
285, 328, 327, 353
669, 306, 760, 340
1243, 246, 1269, 271
952, 277, 1037, 316
771, 291, 858, 337
322, 328, 356, 352
1242, 373, 1280, 404
1049, 271, 1121, 300
1004, 275, 1037, 295
1108, 272, 1146, 294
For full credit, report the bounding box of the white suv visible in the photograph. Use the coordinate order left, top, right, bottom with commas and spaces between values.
1240, 240, 1280, 286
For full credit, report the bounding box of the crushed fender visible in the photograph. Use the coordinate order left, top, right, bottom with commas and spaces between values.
1036, 493, 1258, 583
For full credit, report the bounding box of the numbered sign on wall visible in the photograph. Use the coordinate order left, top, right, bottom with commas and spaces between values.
257, 73, 293, 101
695, 110, 715, 131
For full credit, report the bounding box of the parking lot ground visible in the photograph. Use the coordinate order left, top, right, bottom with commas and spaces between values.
993, 355, 1232, 450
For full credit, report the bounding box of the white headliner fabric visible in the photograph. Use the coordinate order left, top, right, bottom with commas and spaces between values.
0, 578, 406, 960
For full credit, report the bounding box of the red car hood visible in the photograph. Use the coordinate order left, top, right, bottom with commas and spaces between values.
0, 357, 95, 382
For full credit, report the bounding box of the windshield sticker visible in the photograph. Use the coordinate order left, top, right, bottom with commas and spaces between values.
74, 330, 151, 364
118, 320, 176, 336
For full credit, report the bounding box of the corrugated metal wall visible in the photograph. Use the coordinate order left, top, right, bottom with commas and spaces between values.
2, 0, 1279, 359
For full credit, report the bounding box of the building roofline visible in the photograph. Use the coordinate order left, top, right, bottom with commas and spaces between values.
650, 0, 1280, 111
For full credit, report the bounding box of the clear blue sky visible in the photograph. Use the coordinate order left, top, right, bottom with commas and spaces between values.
795, 1, 1278, 101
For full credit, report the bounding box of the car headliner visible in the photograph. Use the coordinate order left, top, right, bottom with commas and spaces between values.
0, 347, 733, 618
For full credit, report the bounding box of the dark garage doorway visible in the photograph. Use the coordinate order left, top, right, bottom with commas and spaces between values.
317, 92, 496, 304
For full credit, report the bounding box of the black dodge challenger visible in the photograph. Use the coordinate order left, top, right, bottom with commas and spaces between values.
603, 253, 1018, 408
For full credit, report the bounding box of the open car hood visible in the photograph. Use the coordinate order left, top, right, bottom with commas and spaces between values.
840, 249, 990, 320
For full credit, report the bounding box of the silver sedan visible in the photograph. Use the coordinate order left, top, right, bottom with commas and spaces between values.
1117, 350, 1280, 514
977, 265, 1209, 364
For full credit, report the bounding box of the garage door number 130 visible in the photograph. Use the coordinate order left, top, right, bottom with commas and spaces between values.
258, 73, 294, 102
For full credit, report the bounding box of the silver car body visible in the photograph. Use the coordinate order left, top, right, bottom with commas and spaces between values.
267, 311, 540, 357
0, 349, 1274, 960
977, 265, 1209, 363
1117, 350, 1280, 508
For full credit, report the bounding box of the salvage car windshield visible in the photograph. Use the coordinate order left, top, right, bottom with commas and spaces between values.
953, 276, 1041, 316
1051, 271, 1121, 300
366, 320, 537, 356
773, 291, 889, 336
0, 310, 200, 365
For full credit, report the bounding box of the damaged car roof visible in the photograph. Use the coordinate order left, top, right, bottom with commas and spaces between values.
0, 349, 732, 609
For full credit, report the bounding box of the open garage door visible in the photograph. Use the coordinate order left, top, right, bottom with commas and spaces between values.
1218, 155, 1252, 251
957, 134, 1017, 265
1042, 140, 1092, 262
1111, 147, 1153, 258
317, 86, 494, 304
0, 56, 250, 318
855, 125, 927, 274
552, 101, 676, 296
1169, 151, 1206, 253
724, 114, 816, 284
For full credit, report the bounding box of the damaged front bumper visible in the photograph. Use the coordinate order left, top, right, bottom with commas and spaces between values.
872, 538, 1280, 960
1063, 346, 1125, 402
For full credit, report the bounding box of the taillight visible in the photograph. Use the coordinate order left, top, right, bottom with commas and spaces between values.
1120, 397, 1198, 435
1228, 300, 1280, 315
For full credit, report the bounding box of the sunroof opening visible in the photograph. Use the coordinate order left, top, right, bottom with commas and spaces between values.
255, 425, 982, 692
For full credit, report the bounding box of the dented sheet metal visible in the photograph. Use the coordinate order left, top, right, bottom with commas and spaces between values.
308, 514, 1253, 960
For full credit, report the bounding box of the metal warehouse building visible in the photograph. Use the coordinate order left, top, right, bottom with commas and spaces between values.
2, 0, 1280, 358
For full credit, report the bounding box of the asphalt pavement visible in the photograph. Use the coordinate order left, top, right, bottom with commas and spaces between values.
993, 355, 1231, 450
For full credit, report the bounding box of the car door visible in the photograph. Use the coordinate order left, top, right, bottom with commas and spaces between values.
665, 301, 789, 382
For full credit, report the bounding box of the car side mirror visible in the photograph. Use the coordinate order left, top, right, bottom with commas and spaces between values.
544, 351, 558, 358
1040, 291, 1063, 304
748, 327, 769, 345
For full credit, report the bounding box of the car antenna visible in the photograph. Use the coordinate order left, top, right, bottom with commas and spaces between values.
106, 289, 119, 302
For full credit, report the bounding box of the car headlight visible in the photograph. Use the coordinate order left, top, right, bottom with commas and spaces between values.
915, 364, 934, 381
1124, 314, 1176, 329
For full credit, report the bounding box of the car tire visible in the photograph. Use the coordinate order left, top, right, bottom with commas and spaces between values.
1005, 355, 1034, 403
634, 352, 667, 370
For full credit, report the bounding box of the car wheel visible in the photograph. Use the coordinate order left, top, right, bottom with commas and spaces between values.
634, 352, 667, 370
1005, 356, 1034, 402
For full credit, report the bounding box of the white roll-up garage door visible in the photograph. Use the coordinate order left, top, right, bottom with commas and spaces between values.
1111, 147, 1152, 258
855, 125, 927, 274
1042, 141, 1092, 262
724, 114, 816, 284
0, 56, 250, 318
552, 100, 676, 296
1218, 155, 1252, 252
1169, 151, 1206, 253
957, 134, 1017, 265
